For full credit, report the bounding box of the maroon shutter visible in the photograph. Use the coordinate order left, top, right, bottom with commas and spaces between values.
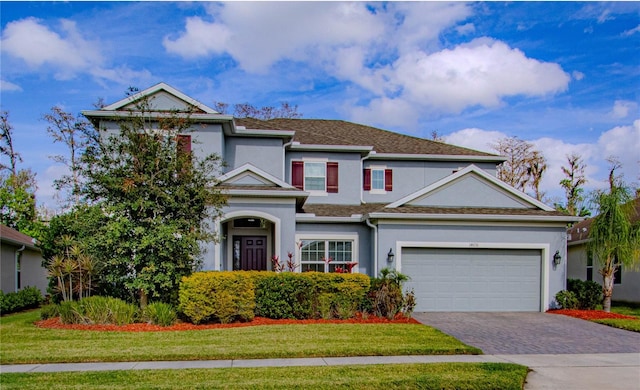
363, 168, 371, 190
384, 169, 393, 191
292, 161, 304, 190
177, 134, 192, 155
326, 162, 339, 193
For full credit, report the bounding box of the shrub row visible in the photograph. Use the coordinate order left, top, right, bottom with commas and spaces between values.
42, 296, 177, 326
178, 271, 371, 324
555, 278, 602, 310
0, 287, 43, 315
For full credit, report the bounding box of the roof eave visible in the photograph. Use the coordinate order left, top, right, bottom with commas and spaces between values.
367, 212, 581, 223
296, 214, 364, 223
288, 144, 374, 154
368, 153, 506, 162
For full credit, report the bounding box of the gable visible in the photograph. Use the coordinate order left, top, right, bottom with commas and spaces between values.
408, 174, 531, 209
387, 164, 554, 211
121, 91, 202, 113
217, 163, 296, 189
223, 171, 276, 186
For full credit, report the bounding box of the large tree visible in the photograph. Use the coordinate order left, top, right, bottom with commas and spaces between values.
491, 137, 547, 199
1, 111, 21, 175
43, 107, 97, 207
213, 101, 302, 120
80, 96, 226, 306
556, 153, 590, 217
588, 163, 640, 312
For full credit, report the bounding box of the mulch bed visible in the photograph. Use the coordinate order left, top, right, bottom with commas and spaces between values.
35, 314, 419, 332
548, 309, 638, 321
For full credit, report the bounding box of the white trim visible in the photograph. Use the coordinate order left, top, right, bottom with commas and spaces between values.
369, 212, 580, 223
386, 164, 555, 211
374, 219, 570, 228
228, 198, 297, 205
289, 144, 373, 153
218, 163, 296, 189
368, 153, 506, 162
295, 233, 359, 273
296, 214, 363, 223
395, 241, 550, 312
221, 210, 281, 270
103, 82, 219, 114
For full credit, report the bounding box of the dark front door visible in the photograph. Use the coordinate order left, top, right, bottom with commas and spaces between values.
234, 236, 267, 271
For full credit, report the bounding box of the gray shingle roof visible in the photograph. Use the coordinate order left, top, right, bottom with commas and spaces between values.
300, 204, 566, 218
235, 118, 498, 157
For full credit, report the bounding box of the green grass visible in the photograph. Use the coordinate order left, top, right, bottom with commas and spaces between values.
0, 310, 481, 364
595, 304, 640, 332
0, 363, 528, 389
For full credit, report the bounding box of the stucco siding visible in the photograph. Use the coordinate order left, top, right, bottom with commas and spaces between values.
1, 244, 16, 293
363, 161, 498, 204
224, 137, 283, 179
286, 151, 361, 205
1, 244, 47, 294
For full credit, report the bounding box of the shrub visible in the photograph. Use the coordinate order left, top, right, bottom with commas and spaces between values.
40, 303, 59, 320
142, 302, 177, 326
58, 296, 138, 325
303, 272, 370, 320
567, 279, 602, 310
555, 290, 579, 309
367, 268, 411, 319
0, 287, 43, 315
179, 272, 255, 324
255, 273, 314, 319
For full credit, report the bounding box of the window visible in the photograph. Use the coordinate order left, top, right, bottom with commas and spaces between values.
586, 255, 593, 281
299, 239, 355, 272
371, 169, 384, 190
363, 168, 392, 192
304, 162, 326, 191
614, 262, 622, 285
291, 161, 338, 193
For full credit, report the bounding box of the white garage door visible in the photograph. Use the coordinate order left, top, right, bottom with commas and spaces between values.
402, 248, 541, 312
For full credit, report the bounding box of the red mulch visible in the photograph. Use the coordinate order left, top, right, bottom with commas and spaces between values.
548, 309, 638, 321
35, 314, 419, 332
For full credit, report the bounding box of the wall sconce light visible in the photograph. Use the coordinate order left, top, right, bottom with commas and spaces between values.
387, 248, 395, 262
553, 250, 562, 267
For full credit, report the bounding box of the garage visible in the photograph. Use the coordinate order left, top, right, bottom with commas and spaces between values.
401, 247, 542, 312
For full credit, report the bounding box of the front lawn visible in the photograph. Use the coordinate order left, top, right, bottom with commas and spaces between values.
596, 304, 640, 332
0, 310, 481, 364
0, 363, 528, 390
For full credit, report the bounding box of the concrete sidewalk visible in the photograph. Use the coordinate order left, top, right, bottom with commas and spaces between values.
2, 353, 639, 389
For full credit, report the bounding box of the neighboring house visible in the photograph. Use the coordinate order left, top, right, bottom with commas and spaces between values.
83, 83, 579, 312
0, 224, 48, 294
567, 198, 640, 303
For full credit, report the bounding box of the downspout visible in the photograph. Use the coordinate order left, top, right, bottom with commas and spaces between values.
15, 245, 25, 292
365, 218, 378, 277
283, 140, 295, 181
360, 152, 374, 204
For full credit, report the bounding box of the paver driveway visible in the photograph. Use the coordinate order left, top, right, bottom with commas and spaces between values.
413, 312, 640, 354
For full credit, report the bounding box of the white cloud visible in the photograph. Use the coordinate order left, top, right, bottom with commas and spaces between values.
572, 71, 585, 81
1, 17, 102, 79
0, 79, 22, 92
1, 17, 150, 84
164, 2, 384, 73
611, 100, 638, 119
445, 120, 640, 201
456, 23, 476, 36
622, 24, 640, 36
388, 38, 570, 114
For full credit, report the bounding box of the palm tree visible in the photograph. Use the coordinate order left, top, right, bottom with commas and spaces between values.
588, 170, 640, 312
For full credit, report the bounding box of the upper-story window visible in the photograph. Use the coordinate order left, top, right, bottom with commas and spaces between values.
292, 160, 338, 193
363, 168, 392, 192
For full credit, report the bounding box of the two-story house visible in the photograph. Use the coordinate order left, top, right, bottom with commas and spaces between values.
83, 83, 579, 312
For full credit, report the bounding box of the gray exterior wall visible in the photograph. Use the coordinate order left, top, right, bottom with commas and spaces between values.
376, 222, 568, 310
1, 243, 48, 294
285, 151, 362, 205
224, 137, 284, 179
568, 243, 640, 303
363, 160, 498, 204
295, 222, 373, 276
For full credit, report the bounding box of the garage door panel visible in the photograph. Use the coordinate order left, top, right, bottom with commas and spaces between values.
402, 248, 541, 312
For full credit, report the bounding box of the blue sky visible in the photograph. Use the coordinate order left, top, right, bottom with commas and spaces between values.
1, 1, 639, 211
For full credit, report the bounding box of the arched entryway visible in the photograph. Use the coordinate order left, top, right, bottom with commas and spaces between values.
218, 211, 281, 271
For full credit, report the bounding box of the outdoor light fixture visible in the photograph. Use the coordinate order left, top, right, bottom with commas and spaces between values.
387, 248, 395, 262
553, 250, 562, 267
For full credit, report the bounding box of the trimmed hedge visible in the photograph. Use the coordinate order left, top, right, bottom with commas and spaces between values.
0, 287, 43, 315
179, 272, 256, 324
178, 271, 370, 323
